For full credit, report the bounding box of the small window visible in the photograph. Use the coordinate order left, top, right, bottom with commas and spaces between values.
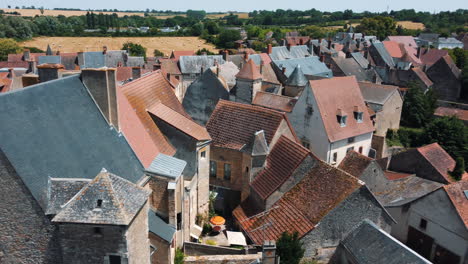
346, 147, 354, 153
354, 111, 363, 123
201, 151, 206, 158
359, 146, 363, 154
337, 115, 347, 127
224, 163, 231, 180
96, 199, 103, 208
109, 255, 121, 264
177, 212, 182, 230
210, 161, 217, 178
245, 167, 249, 173
306, 106, 313, 115
333, 152, 338, 162
94, 227, 102, 234
150, 245, 158, 257
419, 219, 427, 230
347, 137, 355, 144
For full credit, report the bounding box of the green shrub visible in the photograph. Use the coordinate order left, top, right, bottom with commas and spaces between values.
206, 239, 217, 246
174, 248, 185, 264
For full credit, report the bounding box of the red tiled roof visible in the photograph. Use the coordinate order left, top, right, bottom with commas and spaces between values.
147, 102, 211, 141
444, 180, 468, 229
309, 76, 375, 142
120, 70, 190, 156
259, 53, 272, 65
411, 67, 433, 87
420, 48, 448, 66
441, 55, 461, 78
252, 92, 297, 113
160, 59, 182, 75
417, 143, 457, 183
236, 59, 262, 80
387, 36, 418, 48
384, 171, 413, 180
8, 53, 45, 62
206, 100, 296, 150
171, 50, 195, 61
434, 107, 468, 121
116, 67, 133, 82
0, 61, 29, 68
338, 151, 373, 178
400, 44, 422, 65
383, 41, 404, 58
0, 72, 12, 93
251, 136, 310, 199
286, 36, 310, 46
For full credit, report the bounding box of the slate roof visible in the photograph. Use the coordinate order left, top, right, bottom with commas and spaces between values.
0, 75, 144, 209
269, 46, 291, 61
120, 70, 190, 157
335, 219, 431, 264
273, 57, 332, 79
147, 102, 211, 141
79, 51, 106, 68
251, 136, 310, 200
206, 100, 296, 151
289, 45, 313, 58
332, 57, 369, 81
146, 153, 187, 179
338, 151, 373, 178
434, 106, 468, 121
358, 82, 400, 105
444, 180, 468, 229
309, 76, 375, 142
371, 42, 395, 68
179, 55, 225, 74
38, 56, 61, 65
8, 53, 46, 62
126, 56, 145, 67
45, 178, 92, 215
211, 61, 239, 88
285, 65, 308, 86
236, 59, 262, 80
351, 52, 369, 69
252, 92, 297, 113
148, 209, 176, 242
419, 48, 448, 66
418, 33, 440, 42
52, 170, 150, 225
247, 54, 263, 65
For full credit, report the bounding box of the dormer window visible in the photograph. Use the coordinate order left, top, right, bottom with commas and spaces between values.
354, 106, 363, 123
336, 109, 347, 127
96, 199, 103, 208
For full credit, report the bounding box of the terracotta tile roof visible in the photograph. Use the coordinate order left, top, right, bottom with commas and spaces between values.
160, 59, 182, 75
236, 59, 262, 80
120, 70, 190, 156
147, 102, 211, 141
440, 55, 461, 78
206, 100, 296, 150
420, 48, 448, 66
383, 41, 404, 58
384, 171, 413, 180
234, 159, 362, 244
259, 53, 272, 65
434, 106, 468, 121
170, 50, 195, 61
386, 36, 418, 48
400, 44, 422, 65
286, 36, 311, 46
233, 198, 314, 244
443, 180, 468, 228
260, 63, 280, 84
0, 61, 29, 68
338, 151, 373, 178
417, 143, 457, 183
252, 92, 297, 113
116, 67, 133, 82
251, 136, 310, 199
411, 67, 433, 87
309, 76, 375, 142
8, 53, 45, 62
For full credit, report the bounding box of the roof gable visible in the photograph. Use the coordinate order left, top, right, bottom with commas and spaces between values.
444, 180, 468, 229
417, 143, 456, 183
358, 82, 400, 105
338, 151, 373, 178
236, 59, 262, 80
252, 92, 297, 113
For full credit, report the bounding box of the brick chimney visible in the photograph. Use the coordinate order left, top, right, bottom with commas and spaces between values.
267, 44, 272, 54
103, 46, 108, 55
262, 241, 278, 264
81, 68, 119, 130
132, 67, 142, 80
417, 46, 421, 58
222, 50, 229, 61
244, 52, 249, 61
37, 64, 65, 83
260, 61, 264, 74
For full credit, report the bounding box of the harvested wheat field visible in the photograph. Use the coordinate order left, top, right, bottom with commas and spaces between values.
20, 37, 218, 57
396, 21, 425, 30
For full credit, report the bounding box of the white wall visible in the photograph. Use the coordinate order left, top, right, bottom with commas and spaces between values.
329, 132, 373, 166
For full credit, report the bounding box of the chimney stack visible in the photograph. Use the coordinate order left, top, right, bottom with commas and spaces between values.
81, 68, 119, 130
417, 46, 421, 58
132, 67, 142, 80
37, 64, 64, 83
222, 50, 229, 61
267, 44, 272, 54
282, 66, 286, 75
103, 46, 108, 54
262, 241, 278, 264
244, 52, 249, 61
320, 55, 325, 62
23, 49, 31, 61
327, 37, 332, 49
260, 61, 264, 74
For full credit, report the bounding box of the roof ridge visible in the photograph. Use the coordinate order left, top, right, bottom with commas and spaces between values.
106, 173, 132, 223
218, 99, 285, 116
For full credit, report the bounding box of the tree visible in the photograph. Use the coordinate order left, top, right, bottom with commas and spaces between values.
450, 157, 465, 181
122, 42, 147, 60
190, 23, 203, 36
205, 21, 220, 35
215, 29, 241, 49
401, 82, 434, 128
423, 116, 468, 161
356, 16, 397, 40
153, 49, 164, 57
174, 248, 185, 264
276, 232, 305, 264
196, 48, 215, 55
186, 10, 206, 20
0, 38, 22, 61
461, 66, 468, 99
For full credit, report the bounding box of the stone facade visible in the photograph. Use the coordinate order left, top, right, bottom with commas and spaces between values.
367, 90, 402, 137
149, 233, 172, 264
235, 78, 262, 104
126, 202, 151, 264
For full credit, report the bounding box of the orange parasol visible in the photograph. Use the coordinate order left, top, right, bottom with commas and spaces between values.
210, 216, 226, 226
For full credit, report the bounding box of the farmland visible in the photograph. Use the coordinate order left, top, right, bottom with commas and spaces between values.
20, 37, 218, 57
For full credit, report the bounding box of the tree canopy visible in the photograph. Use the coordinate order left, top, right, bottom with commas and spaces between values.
401, 82, 436, 128
122, 42, 147, 60
276, 232, 305, 264
356, 16, 397, 40
0, 38, 21, 61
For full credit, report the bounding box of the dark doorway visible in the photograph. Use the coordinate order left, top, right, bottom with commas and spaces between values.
109, 255, 121, 264
433, 244, 460, 264
406, 226, 434, 259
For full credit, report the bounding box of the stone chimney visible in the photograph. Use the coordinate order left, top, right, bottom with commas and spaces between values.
260, 61, 264, 74
103, 46, 108, 55
262, 241, 278, 264
267, 44, 272, 54
417, 47, 421, 58
27, 60, 37, 74
37, 64, 65, 83
81, 68, 119, 130
281, 39, 286, 46
221, 50, 229, 61
327, 37, 332, 49
23, 49, 30, 61
132, 67, 142, 80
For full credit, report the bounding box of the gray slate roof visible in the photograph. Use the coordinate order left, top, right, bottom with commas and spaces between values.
332, 57, 369, 82
179, 55, 225, 74
269, 46, 291, 61
45, 178, 92, 215
52, 170, 150, 225
351, 52, 369, 69
358, 82, 399, 105
335, 219, 431, 264
146, 153, 187, 179
38, 56, 61, 65
273, 57, 332, 78
126, 56, 145, 67
372, 42, 395, 68
285, 65, 308, 86
148, 209, 176, 242
289, 45, 313, 58
0, 75, 144, 209
79, 52, 106, 69
248, 54, 262, 65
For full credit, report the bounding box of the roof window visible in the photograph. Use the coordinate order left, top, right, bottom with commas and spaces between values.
354, 106, 363, 123
336, 109, 347, 127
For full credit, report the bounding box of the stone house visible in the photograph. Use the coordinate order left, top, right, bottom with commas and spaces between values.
233, 141, 394, 259
231, 59, 263, 104
160, 59, 184, 100
358, 82, 403, 136
206, 100, 298, 202
288, 76, 375, 166
386, 180, 468, 264
178, 55, 225, 89
426, 55, 462, 101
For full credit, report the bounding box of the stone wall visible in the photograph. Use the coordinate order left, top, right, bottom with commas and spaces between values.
184, 242, 247, 256
148, 176, 169, 217
126, 202, 150, 264
184, 253, 262, 264
149, 233, 171, 264
0, 151, 62, 264
209, 147, 249, 192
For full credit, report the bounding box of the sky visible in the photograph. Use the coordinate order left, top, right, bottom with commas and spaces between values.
2, 0, 467, 13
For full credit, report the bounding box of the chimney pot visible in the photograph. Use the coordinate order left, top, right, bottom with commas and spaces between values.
267, 44, 272, 54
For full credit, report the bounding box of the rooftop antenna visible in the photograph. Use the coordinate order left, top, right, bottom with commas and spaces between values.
240, 206, 280, 244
